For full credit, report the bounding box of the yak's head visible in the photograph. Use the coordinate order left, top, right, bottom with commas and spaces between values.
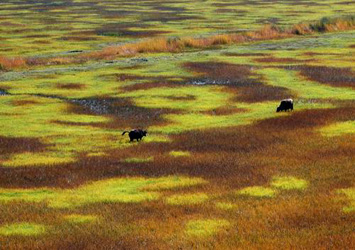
142, 130, 147, 136
276, 106, 281, 112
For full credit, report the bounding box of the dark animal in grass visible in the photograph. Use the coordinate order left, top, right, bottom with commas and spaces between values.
122, 129, 147, 142
276, 98, 293, 112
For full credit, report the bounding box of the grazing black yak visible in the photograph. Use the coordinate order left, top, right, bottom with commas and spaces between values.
277, 99, 293, 112
122, 129, 147, 142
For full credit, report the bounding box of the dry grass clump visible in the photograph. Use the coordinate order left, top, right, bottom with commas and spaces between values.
291, 16, 355, 35
0, 55, 26, 70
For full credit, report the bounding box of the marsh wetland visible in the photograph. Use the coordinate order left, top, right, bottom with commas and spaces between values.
0, 0, 354, 249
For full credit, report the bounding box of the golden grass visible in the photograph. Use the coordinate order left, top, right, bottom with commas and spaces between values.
165, 193, 209, 205
336, 188, 355, 213
169, 151, 191, 157
270, 176, 308, 190
0, 223, 46, 236
237, 186, 276, 198
0, 55, 26, 70
0, 176, 207, 208
2, 16, 354, 70
185, 219, 230, 238
2, 152, 75, 168
63, 214, 98, 224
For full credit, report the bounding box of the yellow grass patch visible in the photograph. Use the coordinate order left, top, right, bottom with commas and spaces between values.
337, 188, 355, 213
0, 223, 46, 236
2, 152, 75, 168
169, 151, 191, 157
319, 121, 355, 137
64, 214, 98, 224
0, 176, 207, 208
237, 186, 276, 198
271, 176, 308, 190
185, 219, 230, 238
165, 193, 209, 205
215, 202, 238, 210
122, 157, 154, 163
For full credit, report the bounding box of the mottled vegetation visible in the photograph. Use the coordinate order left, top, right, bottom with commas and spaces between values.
0, 0, 354, 249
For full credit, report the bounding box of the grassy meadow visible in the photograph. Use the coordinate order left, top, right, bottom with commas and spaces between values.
0, 0, 354, 249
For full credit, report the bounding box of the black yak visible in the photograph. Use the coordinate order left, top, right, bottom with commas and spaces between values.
276, 99, 293, 112
122, 129, 147, 142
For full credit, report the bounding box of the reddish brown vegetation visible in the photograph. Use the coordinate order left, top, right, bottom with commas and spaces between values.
0, 55, 26, 70
56, 83, 86, 90
184, 61, 292, 102
236, 85, 293, 102
67, 97, 172, 129
0, 136, 45, 155
285, 65, 355, 88
255, 56, 311, 63
11, 99, 39, 106
223, 52, 267, 57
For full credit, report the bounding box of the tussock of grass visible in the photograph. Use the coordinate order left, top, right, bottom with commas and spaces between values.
291, 16, 355, 35
0, 176, 207, 208
237, 186, 276, 198
271, 176, 308, 190
169, 151, 191, 157
185, 219, 230, 238
0, 223, 46, 236
0, 55, 26, 70
165, 193, 209, 205
319, 121, 355, 137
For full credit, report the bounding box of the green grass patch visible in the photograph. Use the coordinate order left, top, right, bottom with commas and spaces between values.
259, 68, 355, 100
64, 214, 98, 224
237, 186, 276, 198
2, 152, 75, 168
319, 121, 355, 137
0, 176, 207, 208
165, 193, 209, 205
215, 202, 238, 210
143, 176, 207, 191
0, 223, 46, 236
118, 85, 232, 112
169, 151, 191, 157
149, 101, 330, 134
337, 188, 355, 213
270, 176, 308, 190
122, 157, 154, 163
185, 219, 230, 238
